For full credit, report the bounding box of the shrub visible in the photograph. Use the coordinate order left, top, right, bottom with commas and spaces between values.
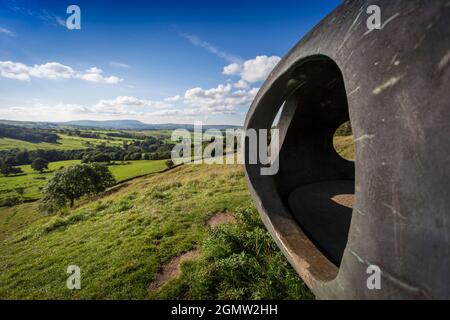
0, 165, 23, 176
31, 158, 49, 173
0, 195, 22, 207
82, 153, 111, 164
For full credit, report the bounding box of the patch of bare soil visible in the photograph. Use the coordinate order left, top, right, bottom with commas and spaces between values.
207, 212, 236, 228
148, 249, 200, 291
331, 194, 354, 209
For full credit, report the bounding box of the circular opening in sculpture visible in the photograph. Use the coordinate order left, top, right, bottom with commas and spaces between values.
333, 121, 355, 162
272, 56, 355, 267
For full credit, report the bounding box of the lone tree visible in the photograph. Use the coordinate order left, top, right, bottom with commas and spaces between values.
31, 158, 49, 173
41, 163, 116, 212
82, 152, 111, 164
0, 165, 23, 176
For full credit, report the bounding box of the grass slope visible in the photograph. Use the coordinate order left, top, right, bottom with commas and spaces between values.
334, 135, 355, 161
0, 164, 312, 299
0, 134, 126, 151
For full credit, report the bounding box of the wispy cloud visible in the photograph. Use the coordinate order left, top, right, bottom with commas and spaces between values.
109, 61, 131, 69
180, 33, 241, 64
7, 1, 65, 28
0, 27, 15, 37
55, 16, 66, 28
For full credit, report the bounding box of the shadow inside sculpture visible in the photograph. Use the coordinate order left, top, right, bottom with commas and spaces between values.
289, 181, 354, 265
273, 56, 355, 267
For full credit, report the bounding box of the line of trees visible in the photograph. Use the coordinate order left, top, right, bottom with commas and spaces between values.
0, 137, 175, 167
0, 165, 23, 176
57, 129, 149, 140
62, 129, 102, 139
0, 124, 59, 143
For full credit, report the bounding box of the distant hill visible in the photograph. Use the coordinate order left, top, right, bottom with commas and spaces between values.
0, 119, 241, 131
0, 120, 59, 129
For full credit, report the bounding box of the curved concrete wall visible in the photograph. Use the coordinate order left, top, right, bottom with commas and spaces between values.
244, 0, 450, 299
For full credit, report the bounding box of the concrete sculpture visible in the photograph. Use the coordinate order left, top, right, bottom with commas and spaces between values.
244, 0, 450, 299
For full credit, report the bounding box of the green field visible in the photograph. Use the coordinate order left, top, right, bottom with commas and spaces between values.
0, 134, 126, 151
109, 159, 168, 182
0, 160, 168, 203
0, 163, 313, 299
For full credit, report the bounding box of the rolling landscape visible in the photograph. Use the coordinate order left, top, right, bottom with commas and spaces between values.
0, 119, 353, 299
0, 0, 360, 303
1, 0, 448, 304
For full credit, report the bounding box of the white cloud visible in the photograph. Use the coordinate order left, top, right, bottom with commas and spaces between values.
233, 79, 249, 89
185, 84, 232, 101
61, 82, 259, 118
0, 103, 92, 122
223, 55, 281, 83
37, 103, 91, 114
78, 67, 122, 84
0, 83, 260, 122
30, 62, 75, 79
0, 76, 260, 120
164, 95, 182, 102
0, 61, 123, 84
146, 109, 182, 116
0, 54, 275, 123
223, 63, 242, 75
93, 96, 173, 115
0, 61, 31, 80
0, 27, 15, 37
183, 83, 258, 115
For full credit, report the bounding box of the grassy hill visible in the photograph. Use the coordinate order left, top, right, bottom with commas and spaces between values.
0, 134, 128, 151
0, 163, 313, 300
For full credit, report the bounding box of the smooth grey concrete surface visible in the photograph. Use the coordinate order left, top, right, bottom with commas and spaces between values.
243, 0, 450, 299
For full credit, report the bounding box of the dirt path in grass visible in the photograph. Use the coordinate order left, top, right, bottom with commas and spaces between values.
148, 249, 200, 291
148, 213, 238, 291
207, 212, 236, 228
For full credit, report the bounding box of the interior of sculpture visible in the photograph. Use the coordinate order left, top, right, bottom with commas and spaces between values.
274, 56, 355, 266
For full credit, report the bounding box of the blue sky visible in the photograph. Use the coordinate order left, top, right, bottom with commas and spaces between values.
0, 0, 341, 124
